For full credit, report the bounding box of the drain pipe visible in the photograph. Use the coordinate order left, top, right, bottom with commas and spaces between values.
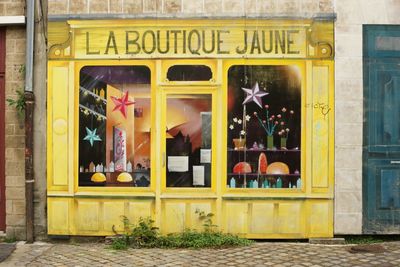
24, 0, 35, 243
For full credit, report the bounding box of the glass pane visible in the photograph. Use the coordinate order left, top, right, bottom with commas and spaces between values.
166, 94, 212, 187
227, 65, 301, 189
79, 66, 151, 187
167, 65, 212, 81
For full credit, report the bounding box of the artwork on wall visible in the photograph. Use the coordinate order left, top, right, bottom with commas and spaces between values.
227, 65, 301, 189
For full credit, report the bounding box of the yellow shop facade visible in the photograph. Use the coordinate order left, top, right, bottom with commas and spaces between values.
47, 19, 334, 238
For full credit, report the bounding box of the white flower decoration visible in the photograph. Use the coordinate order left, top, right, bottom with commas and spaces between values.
229, 124, 234, 130
240, 130, 245, 135
245, 115, 251, 121
233, 117, 238, 122
238, 119, 242, 124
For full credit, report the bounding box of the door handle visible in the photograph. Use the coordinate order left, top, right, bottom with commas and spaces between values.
162, 152, 166, 167
390, 160, 400, 164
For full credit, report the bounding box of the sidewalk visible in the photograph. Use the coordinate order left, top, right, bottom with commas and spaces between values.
1, 241, 400, 267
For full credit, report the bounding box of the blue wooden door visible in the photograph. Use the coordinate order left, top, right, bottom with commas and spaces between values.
363, 26, 400, 233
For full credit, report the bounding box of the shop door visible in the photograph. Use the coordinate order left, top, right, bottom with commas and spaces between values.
363, 26, 400, 233
161, 90, 215, 190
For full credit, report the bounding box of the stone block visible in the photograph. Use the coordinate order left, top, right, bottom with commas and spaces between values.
4, 2, 25, 16
0, 4, 5, 16
6, 200, 13, 214
110, 0, 123, 13
386, 0, 400, 24
309, 238, 345, 244
182, 0, 203, 13
5, 176, 25, 187
12, 201, 25, 215
89, 0, 109, 13
143, 0, 162, 12
335, 191, 362, 213
222, 0, 244, 13
204, 0, 221, 13
6, 214, 25, 226
48, 0, 68, 15
334, 212, 362, 234
335, 0, 363, 25
5, 148, 25, 162
5, 161, 25, 176
6, 27, 25, 40
124, 0, 143, 13
275, 0, 299, 14
6, 226, 26, 240
5, 125, 14, 135
258, 0, 276, 13
335, 57, 362, 79
5, 187, 25, 201
335, 32, 362, 58
335, 123, 362, 146
335, 168, 362, 192
335, 78, 363, 102
335, 146, 362, 170
164, 0, 181, 13
70, 0, 88, 14
360, 0, 388, 24
300, 0, 319, 14
318, 0, 333, 12
335, 100, 363, 124
5, 135, 24, 149
244, 0, 257, 13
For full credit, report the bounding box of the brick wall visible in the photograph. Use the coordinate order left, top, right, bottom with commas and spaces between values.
5, 26, 26, 239
0, 0, 25, 16
48, 0, 333, 15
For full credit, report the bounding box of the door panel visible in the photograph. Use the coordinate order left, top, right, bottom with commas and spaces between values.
363, 25, 400, 233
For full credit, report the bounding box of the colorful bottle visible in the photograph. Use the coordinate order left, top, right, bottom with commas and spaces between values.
253, 180, 259, 188
276, 177, 282, 188
296, 178, 301, 188
230, 177, 236, 188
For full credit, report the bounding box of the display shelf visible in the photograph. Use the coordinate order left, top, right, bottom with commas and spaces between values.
79, 104, 107, 120
81, 170, 150, 174
80, 86, 107, 103
227, 148, 300, 152
227, 173, 300, 177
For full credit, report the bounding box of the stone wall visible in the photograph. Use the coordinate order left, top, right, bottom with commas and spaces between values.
5, 26, 26, 239
48, 0, 333, 15
334, 0, 400, 234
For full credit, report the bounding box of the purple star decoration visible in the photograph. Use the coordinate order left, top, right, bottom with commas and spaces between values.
242, 82, 269, 108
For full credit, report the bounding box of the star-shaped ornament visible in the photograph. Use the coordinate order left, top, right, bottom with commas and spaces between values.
83, 127, 102, 147
242, 82, 269, 108
111, 91, 135, 118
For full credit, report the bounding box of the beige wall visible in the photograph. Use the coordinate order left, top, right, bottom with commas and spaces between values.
334, 0, 400, 234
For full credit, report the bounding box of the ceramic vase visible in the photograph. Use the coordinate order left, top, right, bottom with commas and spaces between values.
233, 138, 246, 150
280, 137, 287, 149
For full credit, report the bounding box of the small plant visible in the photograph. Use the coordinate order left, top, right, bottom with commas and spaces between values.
7, 89, 26, 117
195, 209, 217, 232
110, 214, 253, 250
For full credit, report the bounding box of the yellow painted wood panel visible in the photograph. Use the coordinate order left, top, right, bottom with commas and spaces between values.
189, 203, 213, 231
224, 202, 247, 234
52, 66, 69, 186
308, 201, 332, 237
76, 201, 100, 232
103, 202, 125, 232
278, 203, 302, 234
48, 199, 70, 234
126, 201, 154, 225
311, 65, 330, 188
162, 202, 186, 233
249, 203, 274, 234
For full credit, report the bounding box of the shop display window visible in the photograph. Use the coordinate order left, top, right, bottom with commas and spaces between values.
227, 65, 301, 189
78, 66, 151, 187
166, 94, 212, 187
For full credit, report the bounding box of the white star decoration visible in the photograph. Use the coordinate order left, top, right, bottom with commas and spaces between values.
241, 82, 269, 108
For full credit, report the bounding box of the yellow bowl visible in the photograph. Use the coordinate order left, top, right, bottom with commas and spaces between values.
117, 172, 133, 182
91, 172, 106, 183
266, 162, 290, 175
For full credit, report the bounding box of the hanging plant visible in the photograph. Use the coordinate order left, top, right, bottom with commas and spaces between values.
7, 89, 26, 118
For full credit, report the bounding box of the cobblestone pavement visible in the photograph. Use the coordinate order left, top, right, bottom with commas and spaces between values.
1, 241, 400, 267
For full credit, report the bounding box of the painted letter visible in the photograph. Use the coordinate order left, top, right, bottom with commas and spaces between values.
86, 32, 100, 55
217, 30, 230, 54
126, 31, 141, 54
236, 30, 248, 54
104, 31, 118, 55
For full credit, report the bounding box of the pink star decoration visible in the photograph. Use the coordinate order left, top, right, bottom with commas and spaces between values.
242, 82, 269, 108
111, 91, 135, 118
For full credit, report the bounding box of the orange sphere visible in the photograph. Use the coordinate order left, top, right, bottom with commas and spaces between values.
266, 162, 290, 175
